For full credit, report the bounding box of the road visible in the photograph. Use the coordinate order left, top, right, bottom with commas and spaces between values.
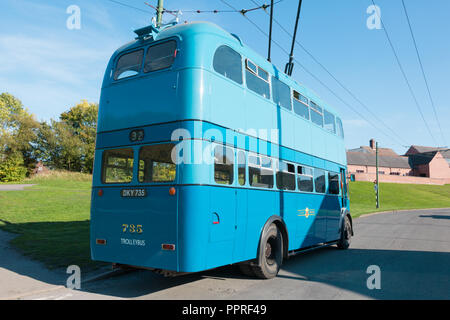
0, 184, 35, 191
2, 208, 449, 300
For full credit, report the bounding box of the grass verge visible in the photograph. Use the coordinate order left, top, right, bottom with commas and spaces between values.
0, 171, 106, 271
349, 181, 450, 218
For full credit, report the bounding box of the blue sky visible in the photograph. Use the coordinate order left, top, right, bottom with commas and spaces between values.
1, 0, 449, 154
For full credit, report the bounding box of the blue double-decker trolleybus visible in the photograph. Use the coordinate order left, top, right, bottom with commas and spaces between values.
90, 21, 353, 279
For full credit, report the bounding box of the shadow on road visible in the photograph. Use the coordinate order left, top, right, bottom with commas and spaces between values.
75, 245, 450, 299
419, 214, 450, 220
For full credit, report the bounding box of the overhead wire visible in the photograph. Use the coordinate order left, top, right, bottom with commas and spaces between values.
219, 0, 408, 148
401, 0, 446, 147
371, 0, 438, 147
249, 0, 410, 147
105, 0, 152, 14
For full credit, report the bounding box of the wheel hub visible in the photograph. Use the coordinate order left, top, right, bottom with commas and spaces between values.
265, 242, 272, 258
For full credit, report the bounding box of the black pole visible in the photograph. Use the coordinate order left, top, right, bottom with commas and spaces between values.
268, 0, 274, 62
285, 0, 303, 76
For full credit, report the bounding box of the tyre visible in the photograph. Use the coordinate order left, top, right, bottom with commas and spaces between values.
252, 223, 283, 279
337, 215, 352, 250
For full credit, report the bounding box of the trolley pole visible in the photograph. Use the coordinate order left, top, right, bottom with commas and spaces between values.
156, 0, 164, 26
267, 0, 274, 62
375, 142, 380, 209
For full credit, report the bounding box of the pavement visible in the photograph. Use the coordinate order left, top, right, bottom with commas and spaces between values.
0, 208, 449, 300
0, 184, 35, 191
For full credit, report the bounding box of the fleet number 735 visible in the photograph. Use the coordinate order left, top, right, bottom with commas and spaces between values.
122, 224, 143, 234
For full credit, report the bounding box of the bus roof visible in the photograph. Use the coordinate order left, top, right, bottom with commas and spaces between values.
111, 21, 340, 117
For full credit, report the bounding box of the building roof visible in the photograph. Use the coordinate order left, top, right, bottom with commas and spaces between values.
438, 149, 450, 160
347, 152, 411, 169
348, 146, 399, 157
405, 145, 448, 155
408, 151, 438, 166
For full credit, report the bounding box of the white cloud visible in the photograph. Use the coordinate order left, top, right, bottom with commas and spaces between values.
0, 34, 112, 85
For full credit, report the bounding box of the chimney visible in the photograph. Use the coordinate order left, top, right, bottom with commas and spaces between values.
370, 139, 376, 150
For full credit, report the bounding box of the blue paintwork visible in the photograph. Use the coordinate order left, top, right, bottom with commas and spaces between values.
90, 21, 350, 273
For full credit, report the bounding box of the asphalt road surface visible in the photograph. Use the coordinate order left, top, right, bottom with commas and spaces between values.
3, 208, 450, 300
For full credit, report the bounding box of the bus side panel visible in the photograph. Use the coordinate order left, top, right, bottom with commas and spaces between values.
275, 191, 297, 251
233, 187, 249, 263
208, 71, 246, 130
325, 194, 342, 242
295, 193, 317, 248
177, 185, 210, 272
275, 106, 295, 151
244, 189, 277, 261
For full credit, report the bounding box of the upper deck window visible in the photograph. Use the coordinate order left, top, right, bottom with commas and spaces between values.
213, 45, 243, 84
114, 49, 144, 80
310, 101, 324, 127
245, 59, 270, 99
144, 40, 177, 73
324, 110, 336, 134
293, 90, 310, 120
272, 76, 292, 110
336, 117, 344, 138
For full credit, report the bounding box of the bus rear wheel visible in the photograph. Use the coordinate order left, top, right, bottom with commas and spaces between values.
252, 223, 283, 279
337, 215, 352, 250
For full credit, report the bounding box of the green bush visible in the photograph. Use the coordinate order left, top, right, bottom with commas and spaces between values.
0, 155, 27, 182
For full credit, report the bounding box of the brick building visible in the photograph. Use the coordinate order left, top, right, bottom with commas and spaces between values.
347, 140, 450, 185
405, 146, 450, 179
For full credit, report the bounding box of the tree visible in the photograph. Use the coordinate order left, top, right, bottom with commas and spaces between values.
0, 93, 39, 180
33, 100, 98, 173
60, 100, 98, 173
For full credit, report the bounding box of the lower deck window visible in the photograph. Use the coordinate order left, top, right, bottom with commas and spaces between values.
138, 144, 176, 183
314, 169, 326, 193
214, 145, 234, 185
102, 148, 134, 184
249, 155, 274, 188
276, 161, 296, 190
298, 166, 314, 192
328, 172, 340, 195
238, 151, 246, 186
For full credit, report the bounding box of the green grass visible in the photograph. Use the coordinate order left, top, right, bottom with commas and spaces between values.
0, 171, 106, 271
349, 181, 450, 218
0, 172, 449, 271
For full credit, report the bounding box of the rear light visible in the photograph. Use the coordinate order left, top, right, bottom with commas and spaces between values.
98, 189, 103, 197
96, 239, 107, 245
169, 187, 176, 196
161, 244, 175, 251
